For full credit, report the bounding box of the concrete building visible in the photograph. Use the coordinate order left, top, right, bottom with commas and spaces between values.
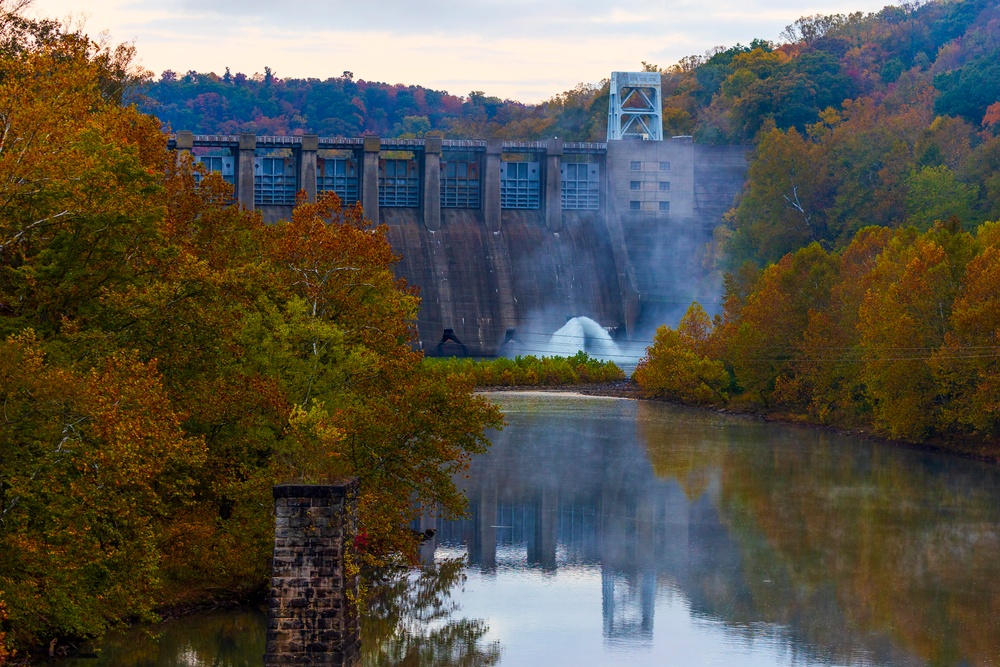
169, 132, 748, 355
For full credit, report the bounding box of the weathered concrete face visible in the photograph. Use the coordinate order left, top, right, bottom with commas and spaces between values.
266, 482, 360, 667
168, 134, 747, 354
606, 138, 737, 329
386, 207, 626, 356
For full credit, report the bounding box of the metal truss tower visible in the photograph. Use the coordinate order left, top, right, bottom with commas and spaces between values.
607, 71, 663, 141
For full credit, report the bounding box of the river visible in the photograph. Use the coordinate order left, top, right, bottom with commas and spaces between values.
56, 392, 1000, 666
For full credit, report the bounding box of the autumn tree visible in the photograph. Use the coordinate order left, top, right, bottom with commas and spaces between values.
932, 222, 1000, 437
856, 224, 974, 440
633, 303, 729, 405
723, 128, 830, 267
0, 10, 503, 658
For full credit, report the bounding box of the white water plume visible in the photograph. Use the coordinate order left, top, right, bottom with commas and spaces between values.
545, 316, 622, 360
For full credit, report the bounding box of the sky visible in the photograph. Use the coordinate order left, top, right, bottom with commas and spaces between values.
31, 0, 895, 102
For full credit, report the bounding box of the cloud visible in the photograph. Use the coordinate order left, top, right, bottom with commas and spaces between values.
31, 0, 894, 101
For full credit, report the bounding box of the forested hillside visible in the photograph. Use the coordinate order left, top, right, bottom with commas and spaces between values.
635, 220, 1000, 450
144, 0, 1000, 147
144, 0, 1000, 269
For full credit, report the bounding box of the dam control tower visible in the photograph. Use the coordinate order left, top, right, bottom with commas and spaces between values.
607, 71, 663, 141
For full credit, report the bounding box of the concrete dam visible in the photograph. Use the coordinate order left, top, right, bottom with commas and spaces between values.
170, 131, 747, 356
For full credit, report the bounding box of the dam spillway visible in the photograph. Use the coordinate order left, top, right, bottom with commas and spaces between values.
169, 133, 747, 356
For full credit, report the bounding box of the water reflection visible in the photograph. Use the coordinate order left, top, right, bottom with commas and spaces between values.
364, 560, 501, 667
51, 563, 499, 667
51, 609, 267, 667
55, 393, 1000, 666
427, 392, 1000, 666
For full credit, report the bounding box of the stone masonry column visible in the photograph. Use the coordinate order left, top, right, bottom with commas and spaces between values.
361, 136, 380, 224
265, 481, 360, 667
544, 138, 563, 233
238, 133, 256, 211
422, 136, 442, 231
482, 139, 502, 232
175, 130, 193, 164
299, 135, 318, 204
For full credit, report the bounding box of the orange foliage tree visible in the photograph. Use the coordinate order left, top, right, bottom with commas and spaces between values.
0, 11, 501, 659
637, 220, 1000, 450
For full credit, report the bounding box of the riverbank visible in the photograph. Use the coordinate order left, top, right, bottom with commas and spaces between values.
479, 381, 1000, 465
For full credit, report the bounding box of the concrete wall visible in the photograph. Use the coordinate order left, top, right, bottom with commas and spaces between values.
168, 134, 747, 354
385, 208, 624, 356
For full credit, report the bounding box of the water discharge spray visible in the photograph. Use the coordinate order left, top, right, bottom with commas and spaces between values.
545, 316, 622, 360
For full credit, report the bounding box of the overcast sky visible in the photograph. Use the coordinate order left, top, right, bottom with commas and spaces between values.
32, 0, 894, 102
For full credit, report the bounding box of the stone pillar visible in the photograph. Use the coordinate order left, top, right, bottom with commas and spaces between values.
544, 139, 563, 233
422, 136, 442, 231
299, 135, 318, 204
482, 139, 502, 233
238, 133, 256, 211
361, 136, 380, 224
175, 130, 193, 165
266, 481, 360, 667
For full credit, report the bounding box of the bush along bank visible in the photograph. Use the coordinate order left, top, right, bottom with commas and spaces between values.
422, 352, 625, 387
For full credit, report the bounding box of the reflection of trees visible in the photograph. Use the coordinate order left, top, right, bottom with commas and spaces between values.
54, 562, 499, 667
363, 559, 502, 667
53, 608, 268, 667
638, 400, 1000, 667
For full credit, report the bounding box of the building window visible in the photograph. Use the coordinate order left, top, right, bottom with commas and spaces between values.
659, 201, 670, 211
254, 156, 297, 205
659, 161, 670, 170
317, 156, 359, 205
500, 161, 541, 209
441, 158, 480, 208
659, 181, 670, 191
379, 158, 420, 207
561, 162, 600, 210
629, 201, 641, 211
630, 161, 641, 170
630, 181, 641, 190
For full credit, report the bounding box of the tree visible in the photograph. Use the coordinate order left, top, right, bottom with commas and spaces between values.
634, 303, 729, 404
857, 226, 974, 440
0, 332, 204, 649
905, 165, 979, 231
724, 128, 830, 267
724, 243, 838, 408
932, 222, 1000, 436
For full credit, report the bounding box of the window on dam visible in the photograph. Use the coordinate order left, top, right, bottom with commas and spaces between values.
254, 153, 297, 206
441, 157, 480, 208
561, 162, 600, 210
317, 154, 359, 206
194, 154, 235, 187
379, 158, 420, 207
500, 161, 540, 209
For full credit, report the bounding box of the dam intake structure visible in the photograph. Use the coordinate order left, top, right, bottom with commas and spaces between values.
170, 132, 747, 356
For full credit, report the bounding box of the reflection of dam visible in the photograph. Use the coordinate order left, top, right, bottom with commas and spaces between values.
417, 395, 983, 666
440, 477, 743, 645
420, 403, 747, 645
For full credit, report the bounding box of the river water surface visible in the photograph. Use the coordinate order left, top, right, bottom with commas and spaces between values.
59, 392, 1000, 666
